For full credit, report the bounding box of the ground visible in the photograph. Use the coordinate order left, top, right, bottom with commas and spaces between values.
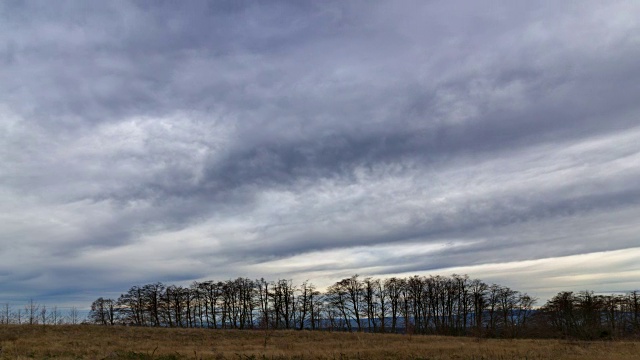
1, 325, 639, 359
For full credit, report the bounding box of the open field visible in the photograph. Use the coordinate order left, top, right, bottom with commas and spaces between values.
1, 325, 639, 360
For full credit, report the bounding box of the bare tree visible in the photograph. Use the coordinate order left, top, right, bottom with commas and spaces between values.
68, 306, 80, 325
326, 281, 352, 331
1, 303, 10, 324
339, 275, 364, 331
256, 278, 270, 329
296, 281, 315, 330
625, 291, 640, 333
376, 279, 389, 333
309, 290, 324, 330
40, 305, 47, 325
48, 305, 62, 325
362, 277, 379, 332
25, 299, 39, 325
89, 297, 116, 325
513, 293, 536, 337
469, 279, 488, 336
201, 281, 222, 329
118, 286, 148, 326
486, 284, 502, 336
236, 278, 256, 329
142, 282, 165, 327
270, 279, 296, 329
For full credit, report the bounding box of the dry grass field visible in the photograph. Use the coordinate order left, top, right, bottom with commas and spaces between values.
1, 325, 639, 360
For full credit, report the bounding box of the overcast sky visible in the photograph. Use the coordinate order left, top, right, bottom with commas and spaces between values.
1, 0, 640, 308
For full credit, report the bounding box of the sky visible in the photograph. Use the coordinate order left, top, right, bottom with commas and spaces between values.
1, 0, 640, 309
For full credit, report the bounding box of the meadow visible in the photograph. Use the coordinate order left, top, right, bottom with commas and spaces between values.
1, 325, 639, 360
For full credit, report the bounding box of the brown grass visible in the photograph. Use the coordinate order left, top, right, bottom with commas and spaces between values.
1, 325, 639, 360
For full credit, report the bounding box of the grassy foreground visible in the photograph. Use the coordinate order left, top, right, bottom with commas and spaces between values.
1, 325, 639, 360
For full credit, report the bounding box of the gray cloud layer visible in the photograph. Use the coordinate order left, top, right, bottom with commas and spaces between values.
1, 0, 639, 306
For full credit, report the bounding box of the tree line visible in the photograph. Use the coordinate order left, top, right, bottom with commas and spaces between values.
0, 299, 82, 325
540, 290, 640, 339
85, 273, 640, 339
2, 274, 637, 340
90, 274, 536, 336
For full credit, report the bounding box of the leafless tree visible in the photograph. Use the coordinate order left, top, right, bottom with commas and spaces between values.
338, 275, 364, 331
326, 280, 352, 331
48, 305, 62, 325
68, 306, 80, 325
39, 305, 47, 325
384, 277, 405, 333
469, 279, 488, 335
255, 278, 270, 329
25, 299, 39, 325
362, 277, 380, 332
1, 303, 10, 324
141, 282, 165, 327
117, 286, 147, 326
89, 297, 116, 325
201, 280, 222, 329
296, 280, 316, 330
270, 279, 296, 329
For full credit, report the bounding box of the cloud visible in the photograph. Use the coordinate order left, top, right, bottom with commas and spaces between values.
0, 0, 639, 307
